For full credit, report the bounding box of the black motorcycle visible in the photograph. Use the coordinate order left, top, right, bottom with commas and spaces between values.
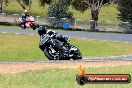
38, 26, 82, 60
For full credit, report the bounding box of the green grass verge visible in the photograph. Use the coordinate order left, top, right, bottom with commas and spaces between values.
0, 25, 20, 29
3, 0, 119, 22
0, 65, 131, 88
0, 33, 132, 61
0, 25, 34, 30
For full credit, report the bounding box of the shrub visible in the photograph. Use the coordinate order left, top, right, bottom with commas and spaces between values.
117, 0, 132, 33
46, 1, 73, 28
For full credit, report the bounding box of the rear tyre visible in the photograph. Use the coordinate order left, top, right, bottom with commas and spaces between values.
17, 22, 26, 29
31, 24, 36, 30
17, 22, 22, 27
72, 53, 82, 60
72, 48, 82, 60
22, 25, 26, 29
44, 48, 55, 60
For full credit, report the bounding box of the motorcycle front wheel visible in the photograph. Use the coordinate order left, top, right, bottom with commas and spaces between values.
44, 47, 71, 60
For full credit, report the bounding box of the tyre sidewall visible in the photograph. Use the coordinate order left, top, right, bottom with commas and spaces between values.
71, 46, 82, 60
44, 48, 55, 60
31, 23, 36, 30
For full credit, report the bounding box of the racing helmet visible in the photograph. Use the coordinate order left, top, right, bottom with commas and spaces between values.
24, 10, 28, 14
38, 26, 47, 35
24, 10, 28, 12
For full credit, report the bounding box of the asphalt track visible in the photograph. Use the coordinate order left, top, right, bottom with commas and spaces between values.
0, 55, 132, 64
0, 28, 132, 43
0, 28, 132, 62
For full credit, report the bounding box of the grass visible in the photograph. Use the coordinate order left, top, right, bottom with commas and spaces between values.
0, 65, 132, 88
0, 25, 20, 29
3, 0, 119, 22
0, 33, 132, 61
72, 38, 132, 57
0, 33, 44, 61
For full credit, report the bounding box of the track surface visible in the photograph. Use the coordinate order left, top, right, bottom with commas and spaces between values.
0, 28, 132, 62
0, 28, 132, 43
0, 55, 132, 64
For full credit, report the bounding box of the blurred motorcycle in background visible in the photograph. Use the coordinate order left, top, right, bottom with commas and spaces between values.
18, 16, 36, 30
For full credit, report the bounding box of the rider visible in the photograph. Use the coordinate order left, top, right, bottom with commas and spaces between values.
38, 26, 69, 52
38, 26, 68, 44
22, 10, 30, 27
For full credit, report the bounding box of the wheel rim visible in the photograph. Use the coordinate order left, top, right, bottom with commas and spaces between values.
48, 47, 60, 60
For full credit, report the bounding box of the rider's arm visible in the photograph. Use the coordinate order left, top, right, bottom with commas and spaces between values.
22, 13, 26, 19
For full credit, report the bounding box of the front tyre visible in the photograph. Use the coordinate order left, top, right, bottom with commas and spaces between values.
17, 22, 22, 27
17, 22, 26, 29
72, 48, 82, 60
44, 47, 61, 60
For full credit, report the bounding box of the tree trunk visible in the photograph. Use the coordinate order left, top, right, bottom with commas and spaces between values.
0, 3, 2, 13
16, 0, 26, 10
90, 9, 99, 32
28, 0, 32, 10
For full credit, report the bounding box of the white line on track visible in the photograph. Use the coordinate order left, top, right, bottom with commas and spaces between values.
15, 33, 20, 35
82, 38, 86, 39
2, 32, 7, 34
114, 41, 120, 43
28, 34, 34, 36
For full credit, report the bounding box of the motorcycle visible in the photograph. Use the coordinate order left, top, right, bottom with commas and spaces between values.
38, 28, 82, 60
18, 16, 36, 30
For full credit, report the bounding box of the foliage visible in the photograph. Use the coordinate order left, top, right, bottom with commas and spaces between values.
71, 0, 112, 12
16, 0, 32, 10
47, 2, 72, 18
71, 0, 89, 12
39, 0, 52, 6
47, 0, 73, 27
117, 0, 132, 33
0, 0, 11, 6
22, 0, 30, 6
117, 0, 132, 24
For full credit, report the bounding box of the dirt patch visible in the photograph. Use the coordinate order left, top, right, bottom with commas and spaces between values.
0, 61, 132, 74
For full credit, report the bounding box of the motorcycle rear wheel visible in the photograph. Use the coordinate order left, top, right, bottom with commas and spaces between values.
31, 24, 36, 30
72, 48, 82, 60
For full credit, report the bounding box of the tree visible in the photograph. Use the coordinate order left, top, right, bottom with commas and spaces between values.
72, 0, 115, 31
40, 0, 112, 31
38, 0, 112, 30
117, 0, 132, 33
0, 0, 3, 13
0, 0, 32, 13
39, 0, 72, 6
117, 0, 132, 24
0, 0, 12, 13
39, 0, 112, 22
39, 0, 52, 6
16, 0, 32, 10
47, 0, 73, 28
72, 0, 112, 21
